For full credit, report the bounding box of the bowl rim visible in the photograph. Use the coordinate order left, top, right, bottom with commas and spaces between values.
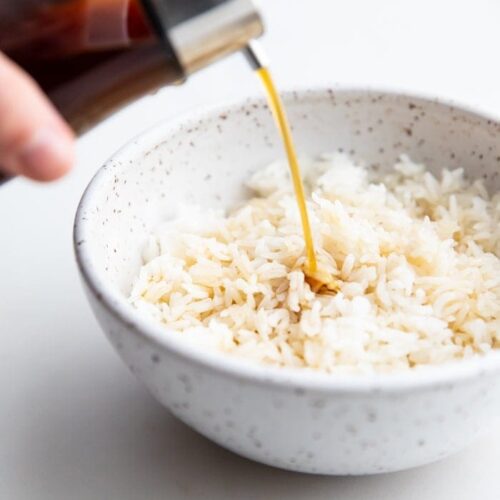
74, 85, 500, 393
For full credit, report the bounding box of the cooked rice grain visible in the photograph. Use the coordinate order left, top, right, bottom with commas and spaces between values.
130, 154, 500, 373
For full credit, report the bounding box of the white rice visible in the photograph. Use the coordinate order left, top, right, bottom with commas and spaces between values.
130, 153, 500, 374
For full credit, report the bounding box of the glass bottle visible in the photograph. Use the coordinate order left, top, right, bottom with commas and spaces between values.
0, 0, 263, 132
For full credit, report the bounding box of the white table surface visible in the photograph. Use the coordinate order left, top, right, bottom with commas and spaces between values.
2, 0, 500, 498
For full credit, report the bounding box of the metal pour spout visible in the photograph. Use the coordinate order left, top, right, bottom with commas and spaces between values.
243, 39, 269, 70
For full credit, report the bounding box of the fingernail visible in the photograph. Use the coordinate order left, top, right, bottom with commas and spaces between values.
17, 127, 72, 181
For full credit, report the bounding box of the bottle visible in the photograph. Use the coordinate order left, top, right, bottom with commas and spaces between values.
0, 0, 263, 133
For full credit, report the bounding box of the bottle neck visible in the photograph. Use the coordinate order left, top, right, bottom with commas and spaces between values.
142, 0, 263, 75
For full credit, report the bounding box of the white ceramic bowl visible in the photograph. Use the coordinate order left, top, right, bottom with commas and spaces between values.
74, 88, 500, 475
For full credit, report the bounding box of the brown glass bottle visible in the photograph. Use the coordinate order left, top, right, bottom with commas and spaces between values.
0, 0, 263, 133
0, 0, 185, 133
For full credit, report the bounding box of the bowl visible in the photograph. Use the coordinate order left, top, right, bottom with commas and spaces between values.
74, 88, 500, 475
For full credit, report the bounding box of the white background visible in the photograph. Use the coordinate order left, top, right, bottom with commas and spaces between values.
1, 0, 500, 498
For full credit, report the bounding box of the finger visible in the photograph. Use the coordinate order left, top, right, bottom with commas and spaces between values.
0, 53, 75, 182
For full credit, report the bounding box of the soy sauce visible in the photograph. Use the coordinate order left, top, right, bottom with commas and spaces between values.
254, 65, 337, 292
0, 0, 182, 132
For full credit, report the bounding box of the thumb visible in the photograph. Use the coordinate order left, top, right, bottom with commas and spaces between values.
0, 52, 75, 182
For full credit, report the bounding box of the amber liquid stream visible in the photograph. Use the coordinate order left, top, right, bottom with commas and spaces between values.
256, 67, 318, 274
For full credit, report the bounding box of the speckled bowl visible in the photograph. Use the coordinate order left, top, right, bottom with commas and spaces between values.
74, 88, 500, 475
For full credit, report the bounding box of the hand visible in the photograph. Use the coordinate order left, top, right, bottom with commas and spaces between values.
0, 52, 75, 182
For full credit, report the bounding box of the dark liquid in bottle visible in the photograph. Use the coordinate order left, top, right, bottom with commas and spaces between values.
0, 0, 182, 132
